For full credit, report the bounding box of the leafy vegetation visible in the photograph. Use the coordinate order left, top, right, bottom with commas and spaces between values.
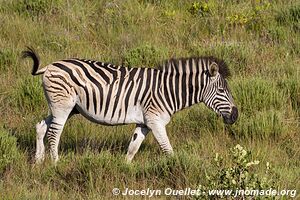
0, 127, 23, 176
198, 144, 276, 199
0, 0, 299, 199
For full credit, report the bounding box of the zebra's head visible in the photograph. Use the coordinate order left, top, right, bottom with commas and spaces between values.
202, 61, 238, 125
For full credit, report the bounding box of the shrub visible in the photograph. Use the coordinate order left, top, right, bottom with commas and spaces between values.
0, 127, 22, 176
188, 2, 212, 17
245, 2, 271, 32
197, 144, 276, 199
226, 13, 249, 27
226, 1, 271, 33
12, 77, 45, 112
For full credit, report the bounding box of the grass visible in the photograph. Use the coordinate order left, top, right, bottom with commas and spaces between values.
0, 0, 299, 199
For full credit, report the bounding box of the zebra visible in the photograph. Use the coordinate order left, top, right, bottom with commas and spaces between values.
22, 47, 238, 164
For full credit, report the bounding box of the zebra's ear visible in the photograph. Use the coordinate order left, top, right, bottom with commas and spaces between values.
209, 62, 219, 77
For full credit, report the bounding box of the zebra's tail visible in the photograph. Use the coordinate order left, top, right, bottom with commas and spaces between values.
22, 47, 46, 76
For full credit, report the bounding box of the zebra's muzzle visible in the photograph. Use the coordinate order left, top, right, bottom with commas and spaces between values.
222, 106, 238, 124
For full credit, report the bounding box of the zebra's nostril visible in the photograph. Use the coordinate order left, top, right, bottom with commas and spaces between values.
231, 106, 238, 122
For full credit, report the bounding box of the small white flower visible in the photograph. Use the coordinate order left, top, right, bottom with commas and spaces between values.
235, 144, 243, 150
246, 160, 260, 167
266, 162, 270, 167
241, 149, 247, 157
232, 179, 237, 184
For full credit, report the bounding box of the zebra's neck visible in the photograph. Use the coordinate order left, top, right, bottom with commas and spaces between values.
160, 58, 206, 114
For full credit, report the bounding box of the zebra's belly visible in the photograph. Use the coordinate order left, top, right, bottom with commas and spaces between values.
76, 104, 145, 125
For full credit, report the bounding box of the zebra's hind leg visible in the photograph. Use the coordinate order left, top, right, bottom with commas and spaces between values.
35, 115, 52, 163
126, 124, 149, 163
46, 107, 73, 164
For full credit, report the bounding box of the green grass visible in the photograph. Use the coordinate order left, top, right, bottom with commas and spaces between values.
0, 0, 299, 199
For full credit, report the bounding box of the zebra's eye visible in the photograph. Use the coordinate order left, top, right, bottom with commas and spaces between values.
218, 88, 225, 93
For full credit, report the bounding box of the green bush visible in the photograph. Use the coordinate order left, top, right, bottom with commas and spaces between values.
225, 1, 271, 33
189, 2, 212, 17
246, 2, 271, 32
226, 13, 249, 27
12, 77, 45, 112
197, 144, 276, 199
0, 127, 22, 176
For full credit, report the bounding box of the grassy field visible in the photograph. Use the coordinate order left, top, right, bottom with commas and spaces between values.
0, 0, 299, 199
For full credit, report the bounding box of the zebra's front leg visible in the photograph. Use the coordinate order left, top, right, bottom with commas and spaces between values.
147, 121, 174, 155
126, 124, 149, 163
35, 115, 52, 163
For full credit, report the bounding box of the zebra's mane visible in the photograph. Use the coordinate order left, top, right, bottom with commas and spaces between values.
159, 56, 231, 79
